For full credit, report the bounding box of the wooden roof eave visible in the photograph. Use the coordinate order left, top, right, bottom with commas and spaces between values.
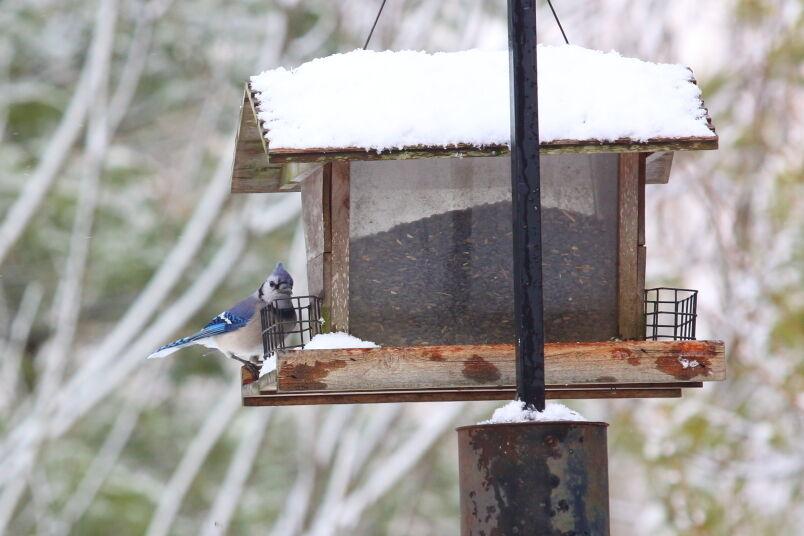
234, 79, 718, 191
230, 84, 282, 193
231, 83, 311, 194
265, 135, 718, 165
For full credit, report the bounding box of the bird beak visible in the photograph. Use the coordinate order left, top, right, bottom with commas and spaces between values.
277, 284, 292, 294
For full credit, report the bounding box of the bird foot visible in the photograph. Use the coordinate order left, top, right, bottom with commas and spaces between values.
231, 354, 261, 379
244, 361, 261, 379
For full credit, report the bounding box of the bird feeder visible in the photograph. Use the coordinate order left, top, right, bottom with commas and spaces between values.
232, 47, 726, 405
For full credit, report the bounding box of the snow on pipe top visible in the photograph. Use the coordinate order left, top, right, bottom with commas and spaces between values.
249, 45, 716, 153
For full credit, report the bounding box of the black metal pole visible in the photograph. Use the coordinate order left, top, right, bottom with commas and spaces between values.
507, 0, 545, 410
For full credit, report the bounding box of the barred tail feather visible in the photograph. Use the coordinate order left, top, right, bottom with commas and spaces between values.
147, 335, 198, 359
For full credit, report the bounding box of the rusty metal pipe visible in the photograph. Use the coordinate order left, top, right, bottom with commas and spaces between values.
457, 422, 609, 535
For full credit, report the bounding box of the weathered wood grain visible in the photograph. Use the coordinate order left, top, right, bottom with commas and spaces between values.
300, 168, 329, 310
638, 153, 647, 246
272, 340, 725, 392
329, 161, 350, 332
242, 387, 686, 406
230, 86, 284, 193
637, 244, 646, 337
264, 136, 718, 164
645, 151, 674, 184
306, 253, 327, 302
637, 153, 647, 338
300, 166, 328, 260
618, 153, 642, 340
241, 357, 707, 405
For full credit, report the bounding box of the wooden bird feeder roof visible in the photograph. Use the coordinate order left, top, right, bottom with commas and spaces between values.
232, 46, 717, 193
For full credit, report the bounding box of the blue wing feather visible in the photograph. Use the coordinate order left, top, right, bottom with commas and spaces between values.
148, 296, 258, 358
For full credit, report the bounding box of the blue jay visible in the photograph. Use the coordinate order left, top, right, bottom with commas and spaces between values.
147, 262, 296, 376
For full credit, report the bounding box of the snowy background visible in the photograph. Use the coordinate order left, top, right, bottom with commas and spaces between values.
0, 1, 801, 534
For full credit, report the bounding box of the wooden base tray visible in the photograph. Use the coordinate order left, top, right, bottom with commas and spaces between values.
241, 340, 724, 406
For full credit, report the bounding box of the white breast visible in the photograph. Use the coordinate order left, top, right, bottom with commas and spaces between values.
213, 315, 264, 358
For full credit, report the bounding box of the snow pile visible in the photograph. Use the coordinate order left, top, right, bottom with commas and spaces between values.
304, 332, 379, 350
257, 333, 377, 377
259, 354, 276, 378
250, 45, 714, 152
480, 401, 588, 425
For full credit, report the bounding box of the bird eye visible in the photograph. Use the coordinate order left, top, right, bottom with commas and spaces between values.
269, 282, 276, 288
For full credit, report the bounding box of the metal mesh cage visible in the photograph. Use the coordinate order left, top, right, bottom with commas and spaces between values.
644, 287, 698, 341
260, 295, 322, 358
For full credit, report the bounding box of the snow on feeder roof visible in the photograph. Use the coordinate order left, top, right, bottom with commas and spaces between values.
247, 45, 717, 162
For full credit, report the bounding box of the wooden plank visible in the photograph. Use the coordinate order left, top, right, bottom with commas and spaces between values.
638, 153, 647, 246
299, 166, 329, 309
243, 387, 684, 406
273, 340, 725, 392
265, 136, 718, 164
266, 381, 701, 395
645, 151, 674, 184
248, 370, 702, 394
330, 161, 350, 332
231, 85, 285, 193
637, 153, 647, 337
300, 166, 328, 260
306, 253, 326, 301
321, 164, 332, 254
242, 367, 702, 405
637, 245, 646, 337
547, 381, 700, 390
618, 153, 642, 339
277, 162, 321, 192
231, 167, 283, 193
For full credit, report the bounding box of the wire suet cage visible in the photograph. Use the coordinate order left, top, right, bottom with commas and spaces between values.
644, 287, 698, 341
260, 295, 323, 358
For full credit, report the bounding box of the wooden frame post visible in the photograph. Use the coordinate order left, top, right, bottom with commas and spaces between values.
300, 165, 331, 319
618, 153, 643, 339
330, 161, 350, 332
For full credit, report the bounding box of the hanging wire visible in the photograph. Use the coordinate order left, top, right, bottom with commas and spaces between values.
546, 0, 569, 45
364, 1, 565, 49
363, 0, 389, 50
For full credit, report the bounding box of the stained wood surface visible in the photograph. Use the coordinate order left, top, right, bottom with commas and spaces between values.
230, 86, 284, 193
638, 153, 646, 247
618, 154, 642, 339
645, 151, 674, 184
300, 166, 328, 259
637, 245, 646, 328
329, 161, 350, 332
242, 387, 685, 406
269, 340, 724, 393
637, 154, 647, 337
265, 137, 718, 164
241, 362, 700, 405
